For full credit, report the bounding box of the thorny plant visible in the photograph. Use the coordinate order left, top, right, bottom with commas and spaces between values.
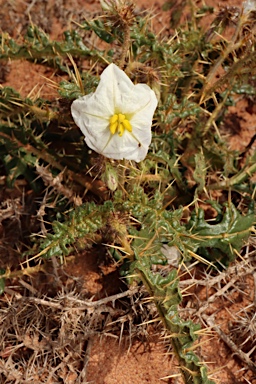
0, 0, 256, 383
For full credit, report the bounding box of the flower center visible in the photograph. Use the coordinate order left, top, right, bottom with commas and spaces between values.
109, 113, 132, 137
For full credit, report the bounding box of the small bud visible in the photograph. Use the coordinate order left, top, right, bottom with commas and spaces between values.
100, 0, 124, 12
100, 0, 112, 11
104, 163, 119, 191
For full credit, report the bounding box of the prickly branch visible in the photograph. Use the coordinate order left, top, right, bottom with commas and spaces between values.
24, 186, 253, 383
0, 26, 106, 67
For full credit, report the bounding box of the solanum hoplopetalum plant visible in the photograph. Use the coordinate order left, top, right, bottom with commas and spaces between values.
71, 63, 158, 162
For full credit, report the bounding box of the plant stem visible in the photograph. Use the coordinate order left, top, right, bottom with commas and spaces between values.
0, 264, 45, 280
202, 90, 230, 135
208, 163, 256, 190
0, 131, 108, 199
199, 13, 244, 104
119, 23, 130, 70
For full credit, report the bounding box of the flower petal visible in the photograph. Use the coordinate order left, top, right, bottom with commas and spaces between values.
115, 83, 158, 117
99, 63, 135, 115
71, 91, 113, 122
101, 130, 150, 162
84, 126, 112, 155
71, 102, 111, 153
120, 131, 149, 162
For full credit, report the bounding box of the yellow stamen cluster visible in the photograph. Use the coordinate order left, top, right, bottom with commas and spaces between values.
109, 113, 132, 137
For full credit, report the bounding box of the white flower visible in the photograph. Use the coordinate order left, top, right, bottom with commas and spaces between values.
71, 63, 158, 163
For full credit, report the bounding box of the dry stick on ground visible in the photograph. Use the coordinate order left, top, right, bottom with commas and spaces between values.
36, 164, 83, 206
194, 275, 247, 317
203, 314, 256, 374
179, 255, 255, 316
253, 272, 256, 305
180, 249, 256, 374
0, 198, 22, 222
28, 288, 139, 310
79, 337, 93, 382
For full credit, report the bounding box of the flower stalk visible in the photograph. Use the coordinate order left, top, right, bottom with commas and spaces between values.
119, 23, 130, 69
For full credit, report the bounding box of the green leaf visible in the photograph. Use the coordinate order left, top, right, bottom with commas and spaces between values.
186, 202, 255, 265
193, 150, 206, 192
83, 20, 115, 43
